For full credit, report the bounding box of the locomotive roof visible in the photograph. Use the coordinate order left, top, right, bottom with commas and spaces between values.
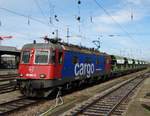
22, 41, 107, 56
62, 43, 101, 55
22, 42, 62, 50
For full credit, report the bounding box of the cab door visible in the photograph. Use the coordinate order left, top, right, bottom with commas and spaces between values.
55, 49, 64, 79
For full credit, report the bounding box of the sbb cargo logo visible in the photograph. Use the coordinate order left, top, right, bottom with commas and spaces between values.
74, 63, 95, 78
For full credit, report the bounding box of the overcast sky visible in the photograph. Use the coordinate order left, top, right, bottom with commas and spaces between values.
0, 0, 150, 61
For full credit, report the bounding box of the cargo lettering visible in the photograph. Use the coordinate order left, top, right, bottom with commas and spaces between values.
74, 63, 94, 78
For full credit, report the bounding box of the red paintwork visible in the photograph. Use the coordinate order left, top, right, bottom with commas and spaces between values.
54, 49, 64, 79
18, 48, 64, 80
18, 64, 55, 79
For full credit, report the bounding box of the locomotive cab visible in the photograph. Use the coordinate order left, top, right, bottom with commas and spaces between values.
19, 44, 63, 80
17, 39, 147, 98
17, 42, 64, 97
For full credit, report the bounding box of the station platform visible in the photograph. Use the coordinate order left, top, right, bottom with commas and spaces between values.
125, 76, 150, 116
0, 69, 18, 75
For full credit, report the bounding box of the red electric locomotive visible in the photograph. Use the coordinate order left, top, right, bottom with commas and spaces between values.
17, 38, 147, 97
17, 38, 112, 97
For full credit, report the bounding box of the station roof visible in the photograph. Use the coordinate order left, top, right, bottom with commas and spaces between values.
0, 46, 20, 55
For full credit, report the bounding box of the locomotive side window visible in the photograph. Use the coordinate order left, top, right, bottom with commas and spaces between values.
58, 52, 63, 64
72, 56, 78, 64
22, 51, 30, 63
35, 51, 49, 64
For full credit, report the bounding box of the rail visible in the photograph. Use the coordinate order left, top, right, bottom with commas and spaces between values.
63, 73, 148, 116
0, 74, 18, 94
0, 97, 38, 115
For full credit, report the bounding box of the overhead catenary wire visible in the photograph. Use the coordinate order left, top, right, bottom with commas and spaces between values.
93, 0, 135, 41
33, 0, 49, 24
0, 6, 73, 36
33, 0, 61, 35
0, 1, 81, 45
47, 1, 54, 24
0, 6, 66, 35
77, 0, 81, 33
27, 7, 33, 26
0, 6, 51, 43
0, 20, 2, 26
0, 7, 50, 27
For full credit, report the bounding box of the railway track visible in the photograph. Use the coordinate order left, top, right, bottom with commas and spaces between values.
0, 71, 148, 116
0, 74, 18, 82
0, 83, 17, 94
0, 97, 38, 115
0, 74, 18, 94
0, 74, 18, 77
63, 73, 148, 116
0, 75, 42, 115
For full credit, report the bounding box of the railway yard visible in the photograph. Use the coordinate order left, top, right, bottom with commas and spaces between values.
0, 43, 150, 116
0, 69, 150, 116
0, 71, 18, 94
0, 39, 149, 116
1, 1, 150, 116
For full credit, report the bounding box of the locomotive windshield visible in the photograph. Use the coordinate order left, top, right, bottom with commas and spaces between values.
22, 51, 30, 63
35, 50, 49, 64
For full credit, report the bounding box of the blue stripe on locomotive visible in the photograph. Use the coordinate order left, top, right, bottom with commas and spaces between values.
61, 50, 105, 79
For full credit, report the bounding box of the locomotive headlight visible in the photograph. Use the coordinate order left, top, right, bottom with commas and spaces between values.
40, 74, 46, 78
20, 74, 23, 77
